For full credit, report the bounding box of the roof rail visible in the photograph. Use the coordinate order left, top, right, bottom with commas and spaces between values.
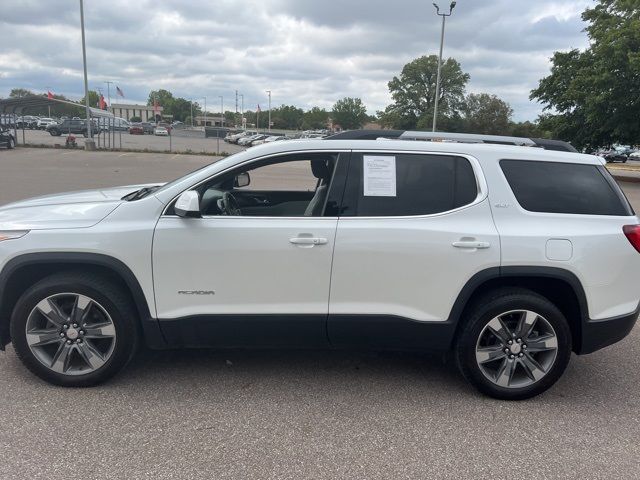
326, 129, 577, 153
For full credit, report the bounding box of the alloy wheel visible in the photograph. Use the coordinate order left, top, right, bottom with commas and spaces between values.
25, 293, 117, 376
475, 309, 558, 389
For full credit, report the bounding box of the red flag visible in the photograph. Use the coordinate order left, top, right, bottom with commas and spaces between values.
47, 90, 53, 99
153, 99, 159, 113
99, 94, 107, 110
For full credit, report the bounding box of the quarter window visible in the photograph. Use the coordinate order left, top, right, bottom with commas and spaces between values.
342, 153, 478, 216
500, 160, 633, 216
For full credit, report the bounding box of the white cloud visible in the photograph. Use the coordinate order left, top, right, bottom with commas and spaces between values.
0, 0, 592, 120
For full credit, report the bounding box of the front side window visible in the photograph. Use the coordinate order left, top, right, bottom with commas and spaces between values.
341, 153, 478, 216
177, 152, 346, 217
501, 159, 633, 216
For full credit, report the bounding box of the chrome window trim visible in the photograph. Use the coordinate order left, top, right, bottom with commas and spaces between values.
160, 148, 487, 220
339, 150, 487, 220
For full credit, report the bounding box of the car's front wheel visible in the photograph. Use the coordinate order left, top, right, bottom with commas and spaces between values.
456, 288, 572, 400
8, 137, 15, 149
10, 272, 138, 387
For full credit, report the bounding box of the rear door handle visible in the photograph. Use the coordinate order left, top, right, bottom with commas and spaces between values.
289, 237, 328, 246
452, 241, 490, 249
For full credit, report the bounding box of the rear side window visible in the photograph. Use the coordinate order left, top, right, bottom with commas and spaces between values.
501, 160, 633, 216
342, 153, 478, 216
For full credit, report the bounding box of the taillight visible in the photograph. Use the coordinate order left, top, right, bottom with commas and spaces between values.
623, 225, 640, 253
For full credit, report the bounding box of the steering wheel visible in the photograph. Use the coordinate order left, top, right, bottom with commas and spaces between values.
219, 191, 242, 216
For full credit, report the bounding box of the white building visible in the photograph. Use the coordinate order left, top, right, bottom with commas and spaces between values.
109, 103, 164, 122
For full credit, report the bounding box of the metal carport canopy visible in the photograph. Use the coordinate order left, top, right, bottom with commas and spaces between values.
0, 95, 113, 118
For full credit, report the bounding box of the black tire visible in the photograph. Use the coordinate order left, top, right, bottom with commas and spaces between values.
455, 288, 572, 400
49, 129, 59, 136
10, 272, 139, 387
7, 137, 15, 149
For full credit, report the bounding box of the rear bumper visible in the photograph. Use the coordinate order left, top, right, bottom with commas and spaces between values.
579, 306, 639, 354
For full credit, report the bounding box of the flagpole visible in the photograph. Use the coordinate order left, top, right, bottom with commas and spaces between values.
105, 81, 112, 113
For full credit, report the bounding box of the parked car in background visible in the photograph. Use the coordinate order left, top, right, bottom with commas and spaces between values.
139, 122, 155, 134
47, 119, 98, 137
0, 125, 16, 149
238, 134, 266, 146
96, 117, 130, 132
265, 135, 286, 143
225, 131, 257, 144
224, 131, 245, 143
154, 126, 169, 136
158, 123, 172, 134
252, 135, 285, 146
615, 146, 633, 156
629, 150, 640, 159
37, 118, 57, 130
129, 124, 144, 135
17, 116, 39, 129
597, 149, 628, 163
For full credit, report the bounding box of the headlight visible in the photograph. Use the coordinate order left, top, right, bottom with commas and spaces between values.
0, 230, 29, 241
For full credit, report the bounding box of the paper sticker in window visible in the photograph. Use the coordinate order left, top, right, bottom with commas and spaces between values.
363, 155, 396, 197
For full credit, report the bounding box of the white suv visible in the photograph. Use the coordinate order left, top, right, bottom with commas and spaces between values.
36, 117, 57, 129
1, 134, 639, 399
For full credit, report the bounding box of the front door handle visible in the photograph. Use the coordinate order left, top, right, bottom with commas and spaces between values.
289, 236, 328, 246
452, 241, 490, 249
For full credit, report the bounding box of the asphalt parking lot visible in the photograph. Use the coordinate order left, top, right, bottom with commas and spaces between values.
0, 148, 639, 480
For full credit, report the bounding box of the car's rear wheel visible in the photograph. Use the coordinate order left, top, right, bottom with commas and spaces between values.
8, 137, 15, 149
49, 129, 59, 136
456, 288, 571, 400
10, 272, 138, 387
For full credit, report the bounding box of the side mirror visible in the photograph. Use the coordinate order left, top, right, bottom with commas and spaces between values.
234, 172, 251, 188
174, 191, 201, 218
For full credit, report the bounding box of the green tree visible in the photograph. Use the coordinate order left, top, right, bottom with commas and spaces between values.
380, 55, 470, 130
171, 97, 196, 122
129, 116, 142, 123
509, 120, 544, 138
271, 105, 304, 129
9, 88, 34, 98
147, 89, 174, 109
80, 90, 100, 110
531, 0, 640, 150
331, 97, 368, 130
147, 89, 175, 121
461, 93, 513, 135
302, 107, 330, 129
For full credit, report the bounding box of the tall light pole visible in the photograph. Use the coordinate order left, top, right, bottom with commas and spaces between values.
190, 99, 193, 127
432, 1, 456, 132
219, 95, 224, 128
266, 90, 271, 132
240, 94, 244, 129
79, 0, 94, 146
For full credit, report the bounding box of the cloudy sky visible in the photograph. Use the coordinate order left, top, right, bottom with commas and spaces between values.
0, 0, 592, 121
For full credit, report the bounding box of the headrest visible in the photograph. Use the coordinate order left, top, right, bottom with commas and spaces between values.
311, 159, 331, 179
